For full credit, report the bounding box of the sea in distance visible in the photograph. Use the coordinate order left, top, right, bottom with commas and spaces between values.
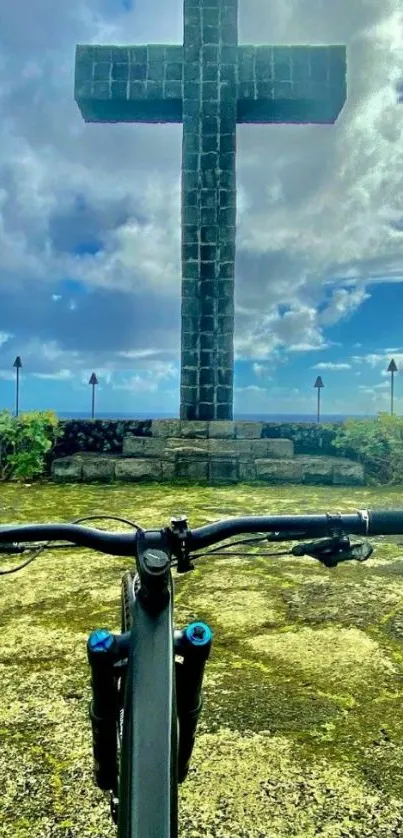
57, 412, 373, 422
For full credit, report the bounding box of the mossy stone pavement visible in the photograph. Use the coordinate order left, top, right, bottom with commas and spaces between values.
2, 481, 403, 836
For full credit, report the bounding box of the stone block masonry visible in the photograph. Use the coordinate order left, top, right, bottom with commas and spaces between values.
51, 420, 364, 486
181, 0, 237, 422
74, 0, 347, 422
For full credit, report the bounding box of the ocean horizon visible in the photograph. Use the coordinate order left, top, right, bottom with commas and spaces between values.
56, 411, 374, 423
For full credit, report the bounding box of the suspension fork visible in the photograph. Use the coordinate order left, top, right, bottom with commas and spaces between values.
174, 622, 213, 783
86, 621, 213, 791
87, 630, 130, 792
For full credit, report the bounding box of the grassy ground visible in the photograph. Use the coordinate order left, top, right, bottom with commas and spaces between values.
2, 481, 403, 837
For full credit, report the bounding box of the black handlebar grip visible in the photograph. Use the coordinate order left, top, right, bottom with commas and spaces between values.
368, 510, 403, 535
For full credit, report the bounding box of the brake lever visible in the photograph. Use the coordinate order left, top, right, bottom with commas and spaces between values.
292, 536, 373, 568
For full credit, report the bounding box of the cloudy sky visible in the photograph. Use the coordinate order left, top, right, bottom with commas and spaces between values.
0, 0, 402, 418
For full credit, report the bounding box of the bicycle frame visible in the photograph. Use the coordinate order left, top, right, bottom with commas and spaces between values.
118, 570, 178, 838
87, 533, 213, 838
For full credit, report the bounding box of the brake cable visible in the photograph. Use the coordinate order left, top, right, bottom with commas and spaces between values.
190, 533, 374, 567
190, 539, 292, 560
0, 515, 141, 575
189, 530, 310, 557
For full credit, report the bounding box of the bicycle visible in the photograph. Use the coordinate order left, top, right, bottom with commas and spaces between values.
1, 506, 402, 837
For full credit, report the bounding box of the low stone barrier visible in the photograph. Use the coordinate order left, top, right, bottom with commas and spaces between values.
51, 420, 364, 486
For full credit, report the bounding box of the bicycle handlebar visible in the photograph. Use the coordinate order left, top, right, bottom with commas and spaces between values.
0, 509, 402, 558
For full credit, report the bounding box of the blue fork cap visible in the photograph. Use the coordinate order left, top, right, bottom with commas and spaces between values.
88, 629, 114, 652
185, 622, 212, 646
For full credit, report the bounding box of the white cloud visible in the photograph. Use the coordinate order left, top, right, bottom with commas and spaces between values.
288, 341, 329, 352
33, 369, 73, 380
0, 332, 11, 347
236, 385, 268, 394
313, 362, 352, 370
359, 381, 389, 392
110, 180, 181, 295
117, 348, 176, 360
112, 362, 178, 393
352, 352, 402, 368
234, 3, 403, 351
237, 304, 328, 358
252, 362, 272, 378
318, 287, 370, 327
115, 375, 160, 393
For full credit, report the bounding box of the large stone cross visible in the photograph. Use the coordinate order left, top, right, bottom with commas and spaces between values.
75, 0, 346, 421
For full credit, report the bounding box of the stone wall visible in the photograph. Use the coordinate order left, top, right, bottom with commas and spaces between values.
50, 419, 364, 486
51, 418, 346, 463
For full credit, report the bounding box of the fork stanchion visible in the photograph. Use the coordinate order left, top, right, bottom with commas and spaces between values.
87, 630, 130, 791
174, 622, 213, 783
87, 630, 118, 791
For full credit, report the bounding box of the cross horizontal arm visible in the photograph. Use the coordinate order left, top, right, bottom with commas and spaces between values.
75, 43, 347, 126
75, 45, 184, 123
236, 45, 346, 124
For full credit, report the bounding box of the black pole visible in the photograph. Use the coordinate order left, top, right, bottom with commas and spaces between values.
16, 367, 20, 417
89, 373, 98, 420
387, 359, 398, 416
314, 376, 324, 423
13, 356, 22, 417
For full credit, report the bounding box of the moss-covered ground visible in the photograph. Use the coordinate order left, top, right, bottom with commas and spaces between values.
2, 482, 403, 836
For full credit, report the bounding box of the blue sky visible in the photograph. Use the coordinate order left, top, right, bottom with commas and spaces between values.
0, 0, 402, 417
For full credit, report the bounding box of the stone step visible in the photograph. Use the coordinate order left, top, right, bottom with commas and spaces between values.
51, 453, 364, 486
255, 456, 363, 485
122, 435, 295, 460
150, 419, 266, 439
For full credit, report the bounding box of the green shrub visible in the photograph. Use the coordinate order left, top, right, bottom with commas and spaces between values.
332, 413, 403, 484
0, 410, 63, 481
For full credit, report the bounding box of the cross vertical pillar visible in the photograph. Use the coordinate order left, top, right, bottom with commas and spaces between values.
180, 0, 238, 421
